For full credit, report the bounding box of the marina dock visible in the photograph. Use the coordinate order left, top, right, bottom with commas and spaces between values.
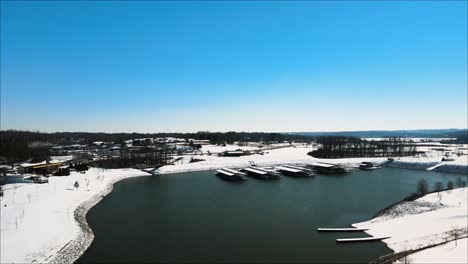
275, 166, 312, 177
242, 167, 280, 179
336, 236, 391, 243
215, 169, 247, 181
317, 228, 369, 232
222, 168, 247, 176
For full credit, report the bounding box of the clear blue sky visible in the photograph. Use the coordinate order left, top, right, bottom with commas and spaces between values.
1, 1, 467, 133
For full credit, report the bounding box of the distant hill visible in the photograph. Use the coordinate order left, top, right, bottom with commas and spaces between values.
287, 129, 468, 139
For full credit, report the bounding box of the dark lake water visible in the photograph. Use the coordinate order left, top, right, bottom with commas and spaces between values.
78, 168, 465, 263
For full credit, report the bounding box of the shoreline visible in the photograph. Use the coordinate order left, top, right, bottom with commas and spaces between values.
48, 172, 143, 264
0, 168, 151, 264
353, 187, 468, 264
1, 146, 466, 263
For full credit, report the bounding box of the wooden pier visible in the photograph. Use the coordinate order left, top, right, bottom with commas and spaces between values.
336, 236, 391, 243
317, 228, 369, 232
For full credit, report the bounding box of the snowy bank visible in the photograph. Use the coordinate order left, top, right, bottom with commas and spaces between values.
158, 145, 468, 175
404, 237, 467, 264
0, 168, 151, 264
354, 187, 468, 263
155, 146, 389, 174
385, 155, 468, 174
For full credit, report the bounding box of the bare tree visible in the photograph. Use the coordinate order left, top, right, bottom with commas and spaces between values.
456, 177, 464, 188
416, 178, 429, 195
447, 180, 454, 190
449, 227, 461, 246
433, 181, 444, 194
27, 192, 32, 203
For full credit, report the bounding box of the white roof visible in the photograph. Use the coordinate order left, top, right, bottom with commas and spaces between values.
311, 162, 336, 168
283, 165, 305, 171
216, 169, 235, 176
243, 167, 268, 175
223, 168, 240, 174
252, 167, 273, 172
20, 161, 47, 168
276, 166, 301, 173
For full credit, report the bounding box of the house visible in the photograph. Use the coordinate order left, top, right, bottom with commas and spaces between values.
220, 150, 250, 157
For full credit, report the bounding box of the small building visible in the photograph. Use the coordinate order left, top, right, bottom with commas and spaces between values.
191, 140, 211, 145
21, 162, 64, 175
220, 150, 250, 157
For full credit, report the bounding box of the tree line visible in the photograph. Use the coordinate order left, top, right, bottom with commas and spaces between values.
1, 130, 312, 145
308, 136, 418, 158
416, 177, 467, 195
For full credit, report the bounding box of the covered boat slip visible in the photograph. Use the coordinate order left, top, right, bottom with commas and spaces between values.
283, 164, 309, 171
309, 162, 348, 174
275, 166, 313, 177
242, 167, 280, 179
222, 168, 247, 176
215, 169, 247, 181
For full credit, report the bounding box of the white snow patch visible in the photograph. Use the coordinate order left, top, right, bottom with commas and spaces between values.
0, 168, 151, 264
354, 188, 468, 263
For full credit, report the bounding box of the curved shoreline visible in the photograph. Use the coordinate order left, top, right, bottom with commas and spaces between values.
48, 177, 113, 263
354, 187, 468, 264
48, 172, 151, 264
48, 163, 466, 263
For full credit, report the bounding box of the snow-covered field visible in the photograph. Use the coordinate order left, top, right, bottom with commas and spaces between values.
157, 144, 468, 174
406, 237, 467, 264
0, 168, 151, 264
156, 146, 391, 174
354, 188, 468, 263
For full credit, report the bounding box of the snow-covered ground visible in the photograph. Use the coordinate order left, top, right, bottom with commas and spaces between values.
405, 238, 467, 264
0, 168, 151, 264
354, 188, 468, 263
156, 144, 468, 174
1, 143, 467, 263
156, 146, 393, 174
197, 144, 261, 154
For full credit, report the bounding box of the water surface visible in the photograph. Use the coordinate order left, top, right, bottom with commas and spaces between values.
79, 168, 464, 263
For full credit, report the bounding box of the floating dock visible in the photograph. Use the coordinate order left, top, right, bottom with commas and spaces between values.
276, 166, 311, 177
426, 162, 446, 171
242, 167, 280, 179
215, 169, 247, 181
222, 168, 247, 176
243, 167, 268, 175
336, 236, 391, 243
317, 228, 369, 232
309, 162, 348, 174
283, 164, 307, 171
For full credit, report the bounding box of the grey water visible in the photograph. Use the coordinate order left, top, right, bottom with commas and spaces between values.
78, 168, 465, 263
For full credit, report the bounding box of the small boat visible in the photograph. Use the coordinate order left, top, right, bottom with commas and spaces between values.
31, 176, 49, 184
359, 162, 377, 170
